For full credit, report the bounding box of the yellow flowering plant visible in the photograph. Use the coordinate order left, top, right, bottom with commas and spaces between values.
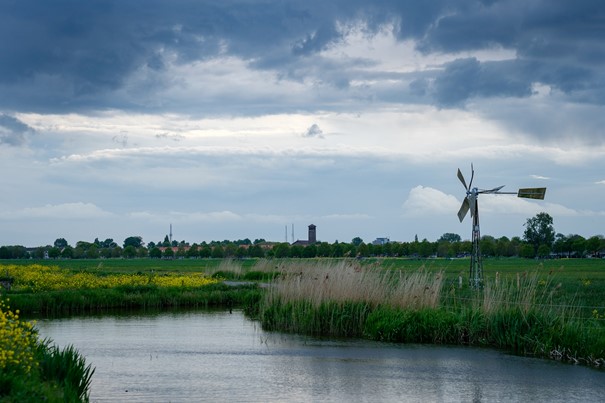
0, 298, 38, 375
1, 264, 218, 292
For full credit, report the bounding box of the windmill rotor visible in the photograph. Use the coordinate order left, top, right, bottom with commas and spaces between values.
455, 164, 546, 288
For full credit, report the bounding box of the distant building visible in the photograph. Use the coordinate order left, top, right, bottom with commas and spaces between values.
372, 237, 390, 245
292, 224, 317, 246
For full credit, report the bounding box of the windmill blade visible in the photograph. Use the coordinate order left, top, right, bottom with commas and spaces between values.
468, 163, 475, 189
457, 168, 468, 190
518, 187, 546, 200
478, 185, 505, 194
457, 198, 470, 222
468, 194, 476, 218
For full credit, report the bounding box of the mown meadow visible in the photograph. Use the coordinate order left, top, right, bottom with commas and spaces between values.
1, 257, 604, 399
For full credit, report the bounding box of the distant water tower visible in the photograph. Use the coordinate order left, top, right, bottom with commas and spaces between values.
308, 224, 316, 243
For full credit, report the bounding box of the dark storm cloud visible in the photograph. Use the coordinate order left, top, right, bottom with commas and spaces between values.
419, 0, 605, 105
0, 114, 35, 146
0, 0, 603, 112
433, 58, 533, 107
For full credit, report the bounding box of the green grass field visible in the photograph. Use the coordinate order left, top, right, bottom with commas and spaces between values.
3, 257, 604, 368
4, 256, 604, 317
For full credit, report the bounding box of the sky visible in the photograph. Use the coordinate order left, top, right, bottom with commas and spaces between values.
1, 0, 604, 247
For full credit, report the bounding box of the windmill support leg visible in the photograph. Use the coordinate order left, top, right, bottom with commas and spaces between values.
470, 201, 483, 288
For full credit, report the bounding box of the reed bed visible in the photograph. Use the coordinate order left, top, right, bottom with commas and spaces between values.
265, 260, 442, 309
259, 259, 605, 367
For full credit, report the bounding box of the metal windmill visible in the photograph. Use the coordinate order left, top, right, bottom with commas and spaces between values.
457, 164, 546, 288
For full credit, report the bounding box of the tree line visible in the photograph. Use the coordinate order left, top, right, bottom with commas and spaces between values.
0, 213, 603, 260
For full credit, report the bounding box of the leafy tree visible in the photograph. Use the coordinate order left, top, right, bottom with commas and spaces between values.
302, 244, 317, 258
249, 244, 265, 258
61, 246, 74, 259
123, 245, 137, 258
253, 238, 266, 245
586, 235, 603, 257
111, 246, 123, 258
523, 212, 555, 255
289, 245, 304, 258
480, 236, 496, 257
437, 241, 452, 257
147, 241, 156, 249
123, 236, 143, 249
552, 233, 568, 256
317, 242, 331, 257
537, 244, 551, 258
0, 245, 28, 259
137, 247, 148, 258
236, 247, 247, 258
162, 235, 170, 247
418, 239, 435, 257
351, 237, 363, 247
199, 246, 212, 258
331, 242, 344, 257
437, 233, 461, 243
520, 243, 535, 258
149, 247, 162, 259
176, 246, 187, 259
33, 247, 46, 259
48, 247, 61, 259
162, 247, 174, 259
86, 245, 100, 259
273, 243, 290, 258
570, 235, 587, 257
76, 241, 93, 250
54, 238, 69, 248
223, 244, 238, 258
357, 243, 369, 257
211, 246, 224, 258
186, 244, 199, 258
101, 238, 117, 248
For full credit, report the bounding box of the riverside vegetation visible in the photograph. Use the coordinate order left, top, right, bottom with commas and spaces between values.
0, 261, 262, 401
2, 257, 604, 400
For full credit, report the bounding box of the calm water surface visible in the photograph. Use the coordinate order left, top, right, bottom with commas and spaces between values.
36, 310, 604, 402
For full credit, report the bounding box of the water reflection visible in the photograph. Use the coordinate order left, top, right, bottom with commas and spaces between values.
36, 310, 604, 402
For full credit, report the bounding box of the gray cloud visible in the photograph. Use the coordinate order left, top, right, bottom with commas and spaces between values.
433, 58, 533, 107
302, 124, 324, 138
1, 1, 603, 114
0, 114, 35, 146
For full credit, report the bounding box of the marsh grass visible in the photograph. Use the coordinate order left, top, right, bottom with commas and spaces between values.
10, 283, 262, 316
265, 260, 443, 308
259, 259, 605, 367
0, 300, 94, 402
261, 260, 444, 337
37, 340, 95, 402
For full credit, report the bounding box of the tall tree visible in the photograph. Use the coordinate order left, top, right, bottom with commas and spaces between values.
437, 233, 461, 243
123, 236, 143, 249
523, 212, 555, 255
54, 238, 69, 248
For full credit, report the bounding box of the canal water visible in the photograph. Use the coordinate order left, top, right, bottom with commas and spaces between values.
35, 309, 604, 402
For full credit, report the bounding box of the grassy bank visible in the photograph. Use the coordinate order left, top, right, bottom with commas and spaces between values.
259, 260, 605, 367
1, 263, 263, 317
0, 299, 94, 402
2, 259, 604, 368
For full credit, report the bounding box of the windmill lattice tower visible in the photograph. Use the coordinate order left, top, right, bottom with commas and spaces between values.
457, 164, 546, 288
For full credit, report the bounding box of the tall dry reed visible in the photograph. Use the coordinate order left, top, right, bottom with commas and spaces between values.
481, 271, 566, 316
264, 260, 443, 310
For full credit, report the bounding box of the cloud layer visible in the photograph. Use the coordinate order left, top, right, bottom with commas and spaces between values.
0, 1, 604, 246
